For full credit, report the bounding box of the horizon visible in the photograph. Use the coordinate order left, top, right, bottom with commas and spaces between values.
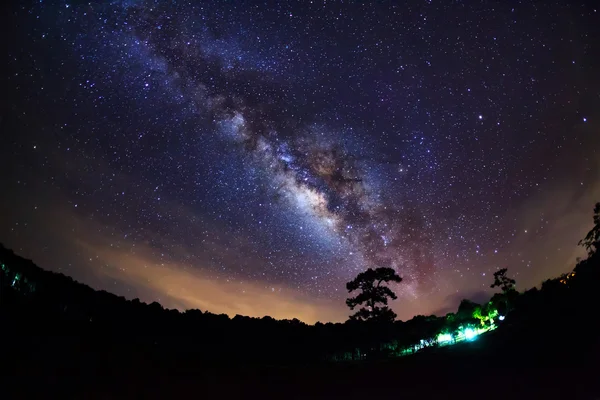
0, 241, 580, 326
1, 1, 599, 323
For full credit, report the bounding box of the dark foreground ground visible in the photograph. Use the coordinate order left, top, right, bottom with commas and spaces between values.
4, 327, 600, 399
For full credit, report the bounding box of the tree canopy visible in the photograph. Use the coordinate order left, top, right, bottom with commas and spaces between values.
346, 267, 402, 322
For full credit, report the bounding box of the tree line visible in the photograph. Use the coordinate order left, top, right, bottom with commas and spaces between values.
1, 203, 599, 365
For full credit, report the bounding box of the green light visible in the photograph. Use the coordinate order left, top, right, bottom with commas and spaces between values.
438, 333, 452, 343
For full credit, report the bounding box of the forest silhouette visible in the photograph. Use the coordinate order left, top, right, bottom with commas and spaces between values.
2, 203, 599, 398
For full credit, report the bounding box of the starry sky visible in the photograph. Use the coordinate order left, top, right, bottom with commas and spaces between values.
1, 1, 599, 323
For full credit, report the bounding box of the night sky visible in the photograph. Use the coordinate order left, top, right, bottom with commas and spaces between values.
1, 1, 599, 323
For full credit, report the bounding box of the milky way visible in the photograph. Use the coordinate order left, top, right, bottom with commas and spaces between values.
1, 1, 599, 322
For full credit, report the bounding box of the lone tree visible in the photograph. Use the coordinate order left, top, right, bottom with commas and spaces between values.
491, 268, 516, 294
579, 202, 600, 256
346, 267, 402, 322
490, 268, 517, 315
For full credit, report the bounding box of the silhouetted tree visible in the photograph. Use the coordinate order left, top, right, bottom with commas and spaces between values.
346, 267, 402, 322
490, 268, 517, 315
4, 225, 600, 367
490, 268, 516, 294
579, 202, 600, 256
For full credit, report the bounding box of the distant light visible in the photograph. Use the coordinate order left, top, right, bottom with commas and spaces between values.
478, 115, 483, 120
583, 117, 587, 122
499, 315, 505, 321
464, 328, 476, 340
438, 333, 452, 343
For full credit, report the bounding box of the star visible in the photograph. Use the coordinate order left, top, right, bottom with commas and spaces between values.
0, 0, 598, 323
